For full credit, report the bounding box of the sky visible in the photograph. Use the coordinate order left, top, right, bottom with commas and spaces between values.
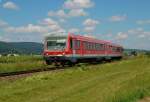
0, 0, 150, 50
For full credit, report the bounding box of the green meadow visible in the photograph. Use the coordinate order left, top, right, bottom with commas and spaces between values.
0, 56, 46, 73
0, 56, 150, 102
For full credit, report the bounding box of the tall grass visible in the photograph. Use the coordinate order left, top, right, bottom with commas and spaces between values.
0, 56, 150, 102
0, 56, 47, 73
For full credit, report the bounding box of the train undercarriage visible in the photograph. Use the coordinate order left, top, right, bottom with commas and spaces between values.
44, 55, 122, 66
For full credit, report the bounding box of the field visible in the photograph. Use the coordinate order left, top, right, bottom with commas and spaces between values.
0, 56, 47, 73
0, 56, 150, 102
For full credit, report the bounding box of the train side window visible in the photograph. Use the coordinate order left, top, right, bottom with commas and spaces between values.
89, 43, 92, 50
90, 43, 93, 50
84, 41, 87, 50
93, 43, 95, 50
100, 44, 104, 50
112, 46, 117, 52
96, 43, 99, 50
103, 44, 105, 50
76, 40, 80, 50
117, 47, 121, 52
94, 43, 96, 50
87, 42, 89, 50
83, 41, 86, 50
91, 43, 93, 50
110, 45, 112, 50
95, 43, 97, 50
87, 42, 90, 50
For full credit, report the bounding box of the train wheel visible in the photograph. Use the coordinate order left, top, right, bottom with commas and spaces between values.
54, 62, 60, 67
61, 62, 65, 67
68, 62, 75, 67
45, 60, 51, 65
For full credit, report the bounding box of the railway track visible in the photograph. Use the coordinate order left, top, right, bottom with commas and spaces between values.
0, 60, 121, 79
0, 66, 68, 78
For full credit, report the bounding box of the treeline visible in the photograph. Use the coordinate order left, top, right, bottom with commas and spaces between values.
0, 41, 43, 55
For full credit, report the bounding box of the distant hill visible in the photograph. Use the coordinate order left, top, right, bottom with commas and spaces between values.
124, 48, 150, 54
0, 41, 149, 55
0, 41, 43, 55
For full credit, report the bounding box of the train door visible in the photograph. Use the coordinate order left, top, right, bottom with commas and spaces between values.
70, 38, 77, 63
80, 41, 84, 56
71, 38, 76, 57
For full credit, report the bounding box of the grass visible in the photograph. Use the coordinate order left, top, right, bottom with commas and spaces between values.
0, 56, 150, 102
0, 56, 47, 73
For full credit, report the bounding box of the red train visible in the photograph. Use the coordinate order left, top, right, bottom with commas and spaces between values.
43, 33, 123, 65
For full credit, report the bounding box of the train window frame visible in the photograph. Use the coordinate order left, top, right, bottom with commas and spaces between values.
75, 40, 80, 50
70, 38, 73, 49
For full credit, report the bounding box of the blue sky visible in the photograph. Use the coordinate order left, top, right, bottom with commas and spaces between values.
0, 0, 150, 50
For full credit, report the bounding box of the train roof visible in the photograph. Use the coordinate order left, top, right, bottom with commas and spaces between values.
69, 33, 123, 48
44, 32, 123, 48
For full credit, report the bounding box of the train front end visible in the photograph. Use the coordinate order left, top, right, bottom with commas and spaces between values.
43, 34, 70, 65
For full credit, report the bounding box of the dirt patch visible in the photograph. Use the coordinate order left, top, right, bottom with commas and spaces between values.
138, 97, 150, 102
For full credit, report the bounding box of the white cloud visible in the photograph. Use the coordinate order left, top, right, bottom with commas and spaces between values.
5, 24, 49, 34
83, 18, 99, 26
0, 20, 8, 27
109, 14, 127, 22
48, 10, 67, 18
48, 0, 92, 19
40, 18, 65, 33
2, 18, 66, 37
59, 19, 66, 23
83, 18, 99, 33
115, 32, 128, 40
68, 9, 88, 17
40, 18, 58, 26
138, 34, 145, 38
68, 28, 80, 33
84, 26, 95, 33
136, 20, 150, 25
57, 10, 68, 18
3, 1, 19, 10
63, 0, 94, 9
128, 28, 150, 38
48, 9, 87, 18
84, 34, 96, 38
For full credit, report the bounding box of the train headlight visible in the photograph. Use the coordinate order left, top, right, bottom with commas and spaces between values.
57, 54, 63, 56
45, 52, 49, 56
62, 52, 65, 55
